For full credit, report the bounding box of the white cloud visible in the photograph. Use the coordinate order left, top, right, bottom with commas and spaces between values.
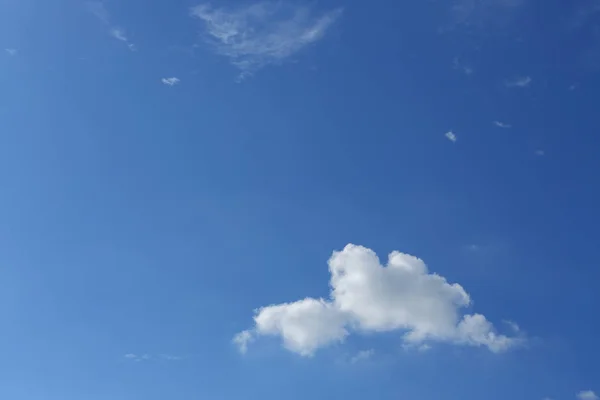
5, 48, 17, 56
535, 149, 545, 156
445, 131, 457, 142
235, 244, 522, 356
233, 330, 255, 354
505, 76, 532, 87
578, 391, 599, 400
161, 77, 180, 86
493, 121, 512, 128
350, 349, 375, 363
253, 298, 349, 356
110, 28, 128, 42
190, 2, 342, 79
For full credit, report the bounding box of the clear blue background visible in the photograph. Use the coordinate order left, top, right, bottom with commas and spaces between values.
1, 0, 598, 399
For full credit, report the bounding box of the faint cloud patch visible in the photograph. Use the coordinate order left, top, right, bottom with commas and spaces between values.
110, 28, 128, 42
87, 1, 109, 23
445, 131, 457, 142
87, 1, 135, 50
535, 149, 545, 156
350, 349, 375, 363
124, 353, 151, 362
5, 48, 17, 56
504, 76, 531, 87
161, 77, 181, 86
453, 57, 473, 75
124, 353, 184, 362
190, 2, 343, 80
577, 391, 599, 400
233, 330, 254, 354
493, 121, 512, 128
449, 0, 525, 29
159, 354, 185, 361
503, 320, 521, 333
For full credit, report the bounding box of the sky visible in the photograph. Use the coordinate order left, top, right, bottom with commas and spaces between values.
1, 0, 600, 399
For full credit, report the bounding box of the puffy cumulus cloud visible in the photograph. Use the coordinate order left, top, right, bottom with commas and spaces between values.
254, 298, 349, 356
190, 2, 342, 79
235, 245, 522, 356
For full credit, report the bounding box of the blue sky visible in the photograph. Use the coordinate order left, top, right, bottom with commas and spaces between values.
1, 0, 600, 399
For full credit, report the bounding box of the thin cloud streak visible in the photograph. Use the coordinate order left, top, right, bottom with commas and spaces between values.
505, 76, 532, 87
124, 354, 151, 362
493, 121, 512, 128
5, 48, 17, 56
87, 2, 135, 50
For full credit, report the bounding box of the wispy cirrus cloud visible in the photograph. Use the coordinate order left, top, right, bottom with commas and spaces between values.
505, 76, 532, 87
87, 1, 135, 50
190, 2, 343, 80
161, 77, 180, 86
5, 48, 17, 56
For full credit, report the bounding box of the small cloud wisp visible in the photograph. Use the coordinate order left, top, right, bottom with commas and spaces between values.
493, 121, 512, 128
87, 1, 135, 50
161, 77, 181, 86
505, 76, 531, 88
445, 131, 457, 142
